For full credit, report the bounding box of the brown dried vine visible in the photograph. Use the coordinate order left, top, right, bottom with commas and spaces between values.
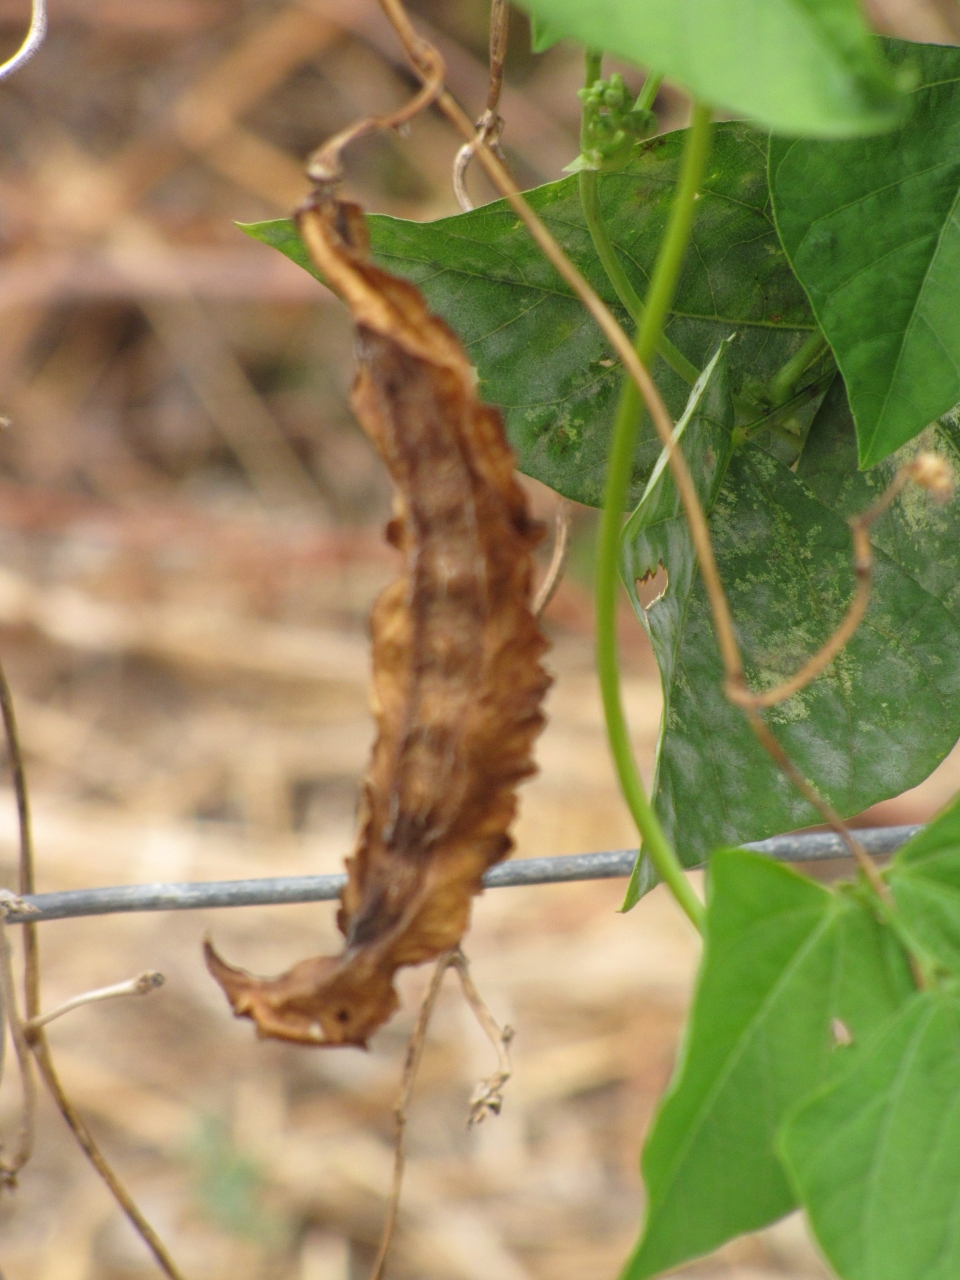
304, 41, 444, 187
532, 498, 571, 620
0, 660, 186, 1279
0, 896, 35, 1185
452, 0, 509, 211
206, 194, 551, 1048
369, 946, 513, 1280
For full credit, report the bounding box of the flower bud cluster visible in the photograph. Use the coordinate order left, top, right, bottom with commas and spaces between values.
565, 74, 656, 174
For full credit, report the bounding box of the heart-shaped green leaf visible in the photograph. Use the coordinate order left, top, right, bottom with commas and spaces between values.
770, 41, 960, 467
621, 390, 960, 871
781, 988, 960, 1280
514, 0, 903, 139
626, 849, 912, 1279
245, 123, 819, 509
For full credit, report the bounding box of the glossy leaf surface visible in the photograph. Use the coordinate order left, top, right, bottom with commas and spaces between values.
621, 405, 960, 869
514, 0, 902, 138
246, 123, 817, 509
781, 989, 960, 1280
626, 850, 912, 1278
770, 41, 960, 467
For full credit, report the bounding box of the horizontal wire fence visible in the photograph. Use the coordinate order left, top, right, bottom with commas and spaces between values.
5, 825, 921, 924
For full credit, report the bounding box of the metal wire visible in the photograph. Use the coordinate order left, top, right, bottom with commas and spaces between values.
2, 826, 921, 924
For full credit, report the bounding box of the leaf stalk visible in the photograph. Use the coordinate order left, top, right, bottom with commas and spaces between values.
740, 369, 836, 442
769, 329, 830, 406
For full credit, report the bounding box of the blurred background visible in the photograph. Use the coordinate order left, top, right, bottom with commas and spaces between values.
0, 0, 956, 1276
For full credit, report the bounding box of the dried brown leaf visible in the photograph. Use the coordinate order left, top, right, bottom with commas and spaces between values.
206, 196, 550, 1047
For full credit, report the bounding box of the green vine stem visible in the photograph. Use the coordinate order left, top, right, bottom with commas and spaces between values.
579, 172, 640, 319
633, 70, 664, 116
739, 368, 837, 443
578, 56, 700, 387
595, 102, 714, 933
768, 329, 830, 405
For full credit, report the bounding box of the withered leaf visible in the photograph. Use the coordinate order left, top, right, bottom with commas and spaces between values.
206, 197, 551, 1047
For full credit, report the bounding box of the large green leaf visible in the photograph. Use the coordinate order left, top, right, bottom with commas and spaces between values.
245, 123, 820, 509
515, 0, 903, 139
625, 849, 913, 1279
770, 41, 960, 468
886, 794, 960, 975
797, 376, 960, 619
781, 988, 960, 1280
621, 405, 960, 870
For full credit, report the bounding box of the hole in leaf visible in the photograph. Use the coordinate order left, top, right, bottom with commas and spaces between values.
635, 563, 668, 609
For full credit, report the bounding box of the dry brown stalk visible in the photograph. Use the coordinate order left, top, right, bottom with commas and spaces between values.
0, 899, 36, 1185
369, 949, 459, 1280
452, 0, 509, 211
305, 36, 445, 185
483, 0, 509, 121
369, 946, 514, 1280
0, 660, 187, 1278
532, 499, 572, 620
0, 670, 39, 1028
450, 949, 514, 1126
28, 1039, 188, 1280
25, 970, 165, 1033
742, 708, 888, 897
303, 0, 574, 180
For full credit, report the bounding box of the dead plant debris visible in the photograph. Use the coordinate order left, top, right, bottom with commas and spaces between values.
206, 197, 550, 1047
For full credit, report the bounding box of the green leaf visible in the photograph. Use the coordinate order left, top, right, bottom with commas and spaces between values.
244, 123, 820, 509
621, 411, 960, 870
797, 376, 960, 619
514, 0, 903, 138
530, 12, 563, 52
625, 849, 913, 1279
770, 41, 960, 468
886, 793, 960, 975
780, 988, 960, 1280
